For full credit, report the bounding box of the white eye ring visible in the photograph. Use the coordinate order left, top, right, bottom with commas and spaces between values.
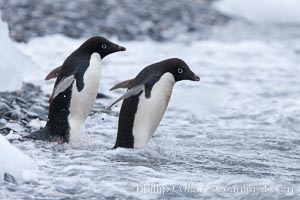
101, 44, 107, 49
177, 68, 184, 74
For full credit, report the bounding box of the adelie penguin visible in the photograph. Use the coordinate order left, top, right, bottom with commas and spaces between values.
107, 58, 200, 148
29, 36, 126, 143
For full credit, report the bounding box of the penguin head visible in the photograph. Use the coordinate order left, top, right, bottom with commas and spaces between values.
163, 58, 200, 82
79, 36, 126, 58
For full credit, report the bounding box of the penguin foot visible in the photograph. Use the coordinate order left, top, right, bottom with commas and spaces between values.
24, 128, 65, 143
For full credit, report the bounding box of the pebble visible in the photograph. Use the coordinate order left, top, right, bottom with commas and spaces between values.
0, 102, 10, 115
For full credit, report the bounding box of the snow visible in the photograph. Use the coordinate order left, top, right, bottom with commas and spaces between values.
214, 0, 300, 24
0, 16, 39, 92
0, 135, 37, 182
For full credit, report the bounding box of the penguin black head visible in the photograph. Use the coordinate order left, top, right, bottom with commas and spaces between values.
160, 58, 200, 82
78, 36, 126, 58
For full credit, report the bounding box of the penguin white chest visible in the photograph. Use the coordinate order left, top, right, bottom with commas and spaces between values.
68, 53, 101, 142
132, 72, 175, 148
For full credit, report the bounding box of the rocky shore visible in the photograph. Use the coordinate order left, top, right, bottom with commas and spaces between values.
0, 0, 228, 42
0, 84, 48, 136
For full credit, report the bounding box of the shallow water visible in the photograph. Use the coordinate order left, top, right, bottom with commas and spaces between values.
1, 22, 300, 199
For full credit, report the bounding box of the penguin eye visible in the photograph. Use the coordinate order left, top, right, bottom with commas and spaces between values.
101, 44, 107, 49
177, 68, 184, 74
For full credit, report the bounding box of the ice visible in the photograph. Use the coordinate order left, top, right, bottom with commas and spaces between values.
0, 16, 39, 92
214, 0, 300, 24
0, 135, 38, 182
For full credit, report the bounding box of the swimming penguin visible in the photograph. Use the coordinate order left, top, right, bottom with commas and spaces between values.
30, 36, 126, 143
107, 58, 200, 148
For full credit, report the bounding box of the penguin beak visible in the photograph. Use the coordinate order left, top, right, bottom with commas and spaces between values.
117, 45, 126, 51
192, 74, 200, 81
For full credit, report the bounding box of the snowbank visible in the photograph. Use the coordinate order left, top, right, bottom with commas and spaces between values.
0, 135, 37, 182
0, 15, 39, 92
214, 0, 300, 24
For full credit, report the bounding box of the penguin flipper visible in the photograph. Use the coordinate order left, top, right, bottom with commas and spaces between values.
45, 66, 62, 80
49, 75, 75, 102
109, 79, 134, 91
106, 84, 144, 110
106, 75, 161, 110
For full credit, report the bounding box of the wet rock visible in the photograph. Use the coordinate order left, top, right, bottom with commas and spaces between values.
15, 97, 26, 105
26, 111, 39, 118
6, 110, 24, 121
0, 83, 48, 135
28, 105, 47, 120
0, 102, 10, 116
0, 0, 229, 42
4, 173, 17, 184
